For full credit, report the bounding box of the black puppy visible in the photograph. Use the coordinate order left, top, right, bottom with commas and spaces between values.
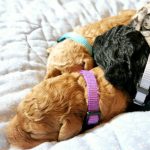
93, 25, 150, 110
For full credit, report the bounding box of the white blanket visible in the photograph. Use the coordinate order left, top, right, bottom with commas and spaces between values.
0, 0, 150, 150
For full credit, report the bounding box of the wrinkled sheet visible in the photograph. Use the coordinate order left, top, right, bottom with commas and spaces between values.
0, 0, 149, 149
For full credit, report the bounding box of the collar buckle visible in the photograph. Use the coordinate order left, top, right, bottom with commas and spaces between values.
86, 110, 101, 125
134, 84, 150, 106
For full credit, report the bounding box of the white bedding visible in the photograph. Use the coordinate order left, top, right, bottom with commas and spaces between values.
0, 0, 150, 150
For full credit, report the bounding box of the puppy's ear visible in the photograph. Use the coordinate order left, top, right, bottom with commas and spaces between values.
105, 60, 135, 96
47, 47, 52, 54
58, 115, 82, 141
47, 42, 57, 54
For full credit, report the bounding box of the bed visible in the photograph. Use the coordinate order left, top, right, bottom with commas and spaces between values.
0, 0, 150, 149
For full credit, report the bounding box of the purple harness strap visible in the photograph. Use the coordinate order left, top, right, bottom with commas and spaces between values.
80, 70, 100, 125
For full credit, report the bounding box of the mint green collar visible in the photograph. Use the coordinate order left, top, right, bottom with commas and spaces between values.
57, 32, 93, 56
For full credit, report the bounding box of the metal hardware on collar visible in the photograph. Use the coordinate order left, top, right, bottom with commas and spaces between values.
87, 110, 101, 116
80, 70, 100, 126
137, 85, 149, 95
57, 32, 93, 56
134, 55, 150, 106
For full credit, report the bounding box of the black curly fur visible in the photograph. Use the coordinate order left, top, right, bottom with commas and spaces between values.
93, 25, 150, 100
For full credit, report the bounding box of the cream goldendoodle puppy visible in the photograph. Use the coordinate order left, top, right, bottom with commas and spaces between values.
45, 10, 135, 78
